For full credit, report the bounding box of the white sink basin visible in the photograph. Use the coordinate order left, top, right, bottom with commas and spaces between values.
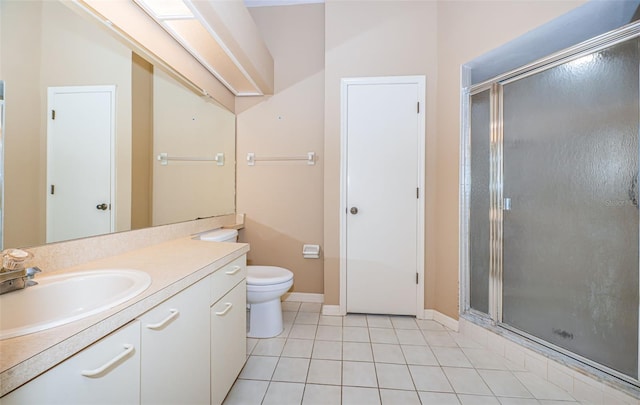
0, 269, 151, 340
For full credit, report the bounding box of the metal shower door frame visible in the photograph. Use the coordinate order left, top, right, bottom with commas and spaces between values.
460, 22, 640, 386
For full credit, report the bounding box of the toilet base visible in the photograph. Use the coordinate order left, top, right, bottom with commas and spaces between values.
247, 299, 284, 338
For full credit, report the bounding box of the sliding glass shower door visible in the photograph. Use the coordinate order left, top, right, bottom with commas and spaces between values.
502, 39, 639, 379
467, 35, 640, 381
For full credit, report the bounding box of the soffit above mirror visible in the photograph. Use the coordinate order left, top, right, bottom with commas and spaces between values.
73, 0, 274, 111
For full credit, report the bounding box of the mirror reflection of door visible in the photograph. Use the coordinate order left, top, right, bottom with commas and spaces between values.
46, 86, 115, 243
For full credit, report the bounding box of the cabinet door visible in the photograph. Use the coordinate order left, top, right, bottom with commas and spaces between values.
2, 321, 140, 405
140, 278, 209, 405
211, 280, 246, 405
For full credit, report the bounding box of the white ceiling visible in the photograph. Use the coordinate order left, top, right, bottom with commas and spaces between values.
244, 0, 324, 8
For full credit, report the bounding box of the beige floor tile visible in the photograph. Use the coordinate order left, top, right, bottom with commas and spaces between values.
294, 312, 320, 325
316, 325, 343, 341
390, 316, 419, 330
343, 326, 371, 342
289, 324, 318, 340
380, 389, 421, 405
299, 302, 322, 313
311, 340, 342, 360
513, 372, 575, 401
408, 365, 454, 393
272, 357, 310, 383
222, 379, 269, 405
343, 386, 381, 405
423, 331, 459, 347
418, 391, 461, 404
282, 338, 314, 358
375, 363, 415, 390
343, 341, 374, 362
443, 367, 493, 395
464, 348, 510, 370
343, 360, 378, 388
301, 384, 341, 405
344, 314, 367, 327
262, 382, 305, 405
367, 314, 393, 328
370, 327, 399, 344
252, 338, 286, 356
478, 369, 533, 398
239, 356, 279, 380
229, 303, 586, 405
401, 344, 439, 366
433, 347, 473, 368
281, 301, 301, 312
307, 359, 342, 385
457, 394, 501, 405
372, 343, 406, 364
396, 329, 427, 345
319, 315, 343, 326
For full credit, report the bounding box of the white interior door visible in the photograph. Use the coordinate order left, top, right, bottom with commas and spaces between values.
342, 76, 425, 316
47, 86, 115, 243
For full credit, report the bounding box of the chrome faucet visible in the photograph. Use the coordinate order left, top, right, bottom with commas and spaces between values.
0, 266, 42, 295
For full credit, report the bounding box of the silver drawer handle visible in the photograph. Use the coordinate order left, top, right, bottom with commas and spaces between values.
215, 303, 233, 316
225, 266, 241, 275
146, 309, 179, 330
81, 344, 134, 378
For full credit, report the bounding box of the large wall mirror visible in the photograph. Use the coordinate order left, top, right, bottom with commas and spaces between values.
0, 0, 236, 249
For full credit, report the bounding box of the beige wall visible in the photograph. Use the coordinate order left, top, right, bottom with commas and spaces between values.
131, 53, 154, 230
1, 0, 43, 248
236, 4, 325, 294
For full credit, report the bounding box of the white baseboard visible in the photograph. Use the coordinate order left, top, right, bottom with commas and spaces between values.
424, 309, 459, 332
321, 305, 342, 316
434, 311, 459, 332
282, 292, 324, 303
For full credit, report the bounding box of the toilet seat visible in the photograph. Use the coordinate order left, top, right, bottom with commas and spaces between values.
247, 266, 293, 285
247, 279, 293, 293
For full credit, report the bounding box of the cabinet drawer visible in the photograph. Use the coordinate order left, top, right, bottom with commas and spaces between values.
3, 321, 140, 405
211, 255, 246, 305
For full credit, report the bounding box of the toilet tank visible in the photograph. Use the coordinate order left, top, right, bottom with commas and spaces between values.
198, 228, 238, 242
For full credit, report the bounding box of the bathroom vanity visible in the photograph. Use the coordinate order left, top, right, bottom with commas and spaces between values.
0, 237, 249, 404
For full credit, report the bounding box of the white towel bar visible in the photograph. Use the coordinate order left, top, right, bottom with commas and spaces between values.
246, 152, 315, 166
157, 152, 224, 166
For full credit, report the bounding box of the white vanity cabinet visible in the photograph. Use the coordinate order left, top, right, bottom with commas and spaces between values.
139, 277, 209, 405
1, 252, 249, 405
210, 256, 247, 405
2, 320, 141, 405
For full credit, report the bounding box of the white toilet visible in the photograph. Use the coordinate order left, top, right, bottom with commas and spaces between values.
199, 228, 294, 338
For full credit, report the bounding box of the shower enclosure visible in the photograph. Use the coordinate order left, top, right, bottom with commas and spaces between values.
463, 26, 640, 385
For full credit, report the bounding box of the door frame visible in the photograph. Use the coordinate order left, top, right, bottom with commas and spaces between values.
339, 75, 426, 317
46, 85, 117, 240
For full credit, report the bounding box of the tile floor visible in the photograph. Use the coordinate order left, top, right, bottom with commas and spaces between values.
223, 301, 584, 405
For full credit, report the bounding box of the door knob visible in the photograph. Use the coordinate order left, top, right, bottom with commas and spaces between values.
96, 203, 108, 211
350, 207, 358, 215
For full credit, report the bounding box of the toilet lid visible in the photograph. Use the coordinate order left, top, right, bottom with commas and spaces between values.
247, 266, 293, 285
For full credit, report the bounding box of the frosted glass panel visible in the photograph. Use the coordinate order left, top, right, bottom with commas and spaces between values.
502, 39, 639, 378
469, 90, 491, 314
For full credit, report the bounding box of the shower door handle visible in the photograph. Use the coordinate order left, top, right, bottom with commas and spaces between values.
503, 198, 512, 211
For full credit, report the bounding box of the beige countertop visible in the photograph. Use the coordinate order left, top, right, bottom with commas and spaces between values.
0, 237, 249, 397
